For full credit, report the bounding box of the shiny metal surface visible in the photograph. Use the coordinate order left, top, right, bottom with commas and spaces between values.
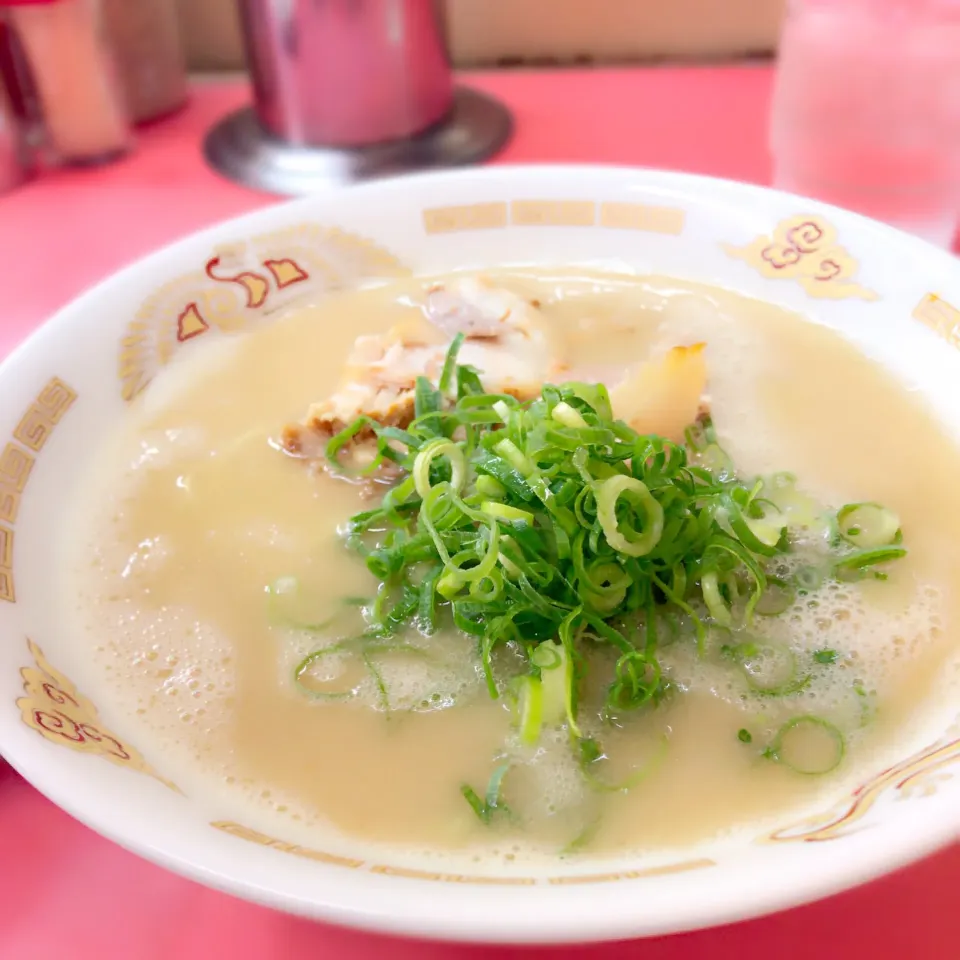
206, 0, 512, 194
238, 0, 454, 148
204, 85, 512, 196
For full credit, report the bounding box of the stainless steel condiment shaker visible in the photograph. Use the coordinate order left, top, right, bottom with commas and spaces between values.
243, 0, 452, 147
205, 0, 511, 195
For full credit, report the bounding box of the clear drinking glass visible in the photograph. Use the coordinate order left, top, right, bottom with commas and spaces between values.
770, 0, 960, 248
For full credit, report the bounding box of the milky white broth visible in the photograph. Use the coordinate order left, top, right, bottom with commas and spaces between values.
63, 270, 960, 865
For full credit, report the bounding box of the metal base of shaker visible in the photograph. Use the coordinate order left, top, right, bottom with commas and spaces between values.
203, 86, 512, 196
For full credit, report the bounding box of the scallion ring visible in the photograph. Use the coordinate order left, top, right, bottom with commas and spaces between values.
413, 438, 467, 499
764, 715, 845, 775
596, 475, 664, 558
837, 502, 901, 548
729, 639, 808, 696
754, 576, 796, 616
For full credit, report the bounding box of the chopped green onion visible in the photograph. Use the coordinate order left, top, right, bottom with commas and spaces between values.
763, 715, 845, 775
533, 639, 572, 727
578, 735, 667, 793
325, 416, 374, 472
481, 501, 535, 524
266, 577, 336, 631
494, 438, 535, 478
746, 508, 788, 549
517, 674, 543, 745
559, 816, 602, 857
476, 475, 506, 499
727, 639, 808, 696
457, 363, 485, 398
557, 610, 583, 738
295, 342, 909, 806
293, 660, 358, 700
417, 565, 442, 634
606, 648, 664, 712
461, 761, 511, 824
460, 784, 488, 822
438, 333, 465, 395
834, 546, 907, 579
413, 438, 466, 499
738, 728, 752, 744
552, 401, 590, 429
720, 497, 785, 557
414, 376, 442, 426
794, 565, 825, 593
753, 576, 795, 616
837, 502, 901, 548
293, 637, 425, 702
595, 475, 664, 558
701, 570, 731, 626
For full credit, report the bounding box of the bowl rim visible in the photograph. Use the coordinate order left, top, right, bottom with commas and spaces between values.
3, 163, 960, 944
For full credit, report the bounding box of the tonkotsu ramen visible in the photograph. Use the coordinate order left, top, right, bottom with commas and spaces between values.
63, 269, 960, 864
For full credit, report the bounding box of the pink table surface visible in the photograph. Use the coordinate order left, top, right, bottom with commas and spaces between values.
1, 67, 958, 959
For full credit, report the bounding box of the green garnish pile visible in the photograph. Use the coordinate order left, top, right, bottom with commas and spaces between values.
293, 334, 907, 822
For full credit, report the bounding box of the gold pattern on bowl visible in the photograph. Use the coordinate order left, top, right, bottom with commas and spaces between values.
598, 201, 685, 235
118, 224, 411, 402
764, 723, 960, 843
212, 821, 364, 868
212, 820, 715, 885
0, 376, 77, 603
913, 293, 960, 350
422, 202, 510, 234
511, 199, 596, 227
421, 198, 687, 235
369, 864, 538, 885
723, 215, 878, 301
17, 638, 181, 793
545, 858, 715, 885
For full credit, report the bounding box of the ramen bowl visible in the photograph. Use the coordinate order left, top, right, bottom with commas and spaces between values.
2, 165, 960, 944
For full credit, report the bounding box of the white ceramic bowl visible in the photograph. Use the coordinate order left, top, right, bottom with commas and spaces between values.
3, 165, 960, 944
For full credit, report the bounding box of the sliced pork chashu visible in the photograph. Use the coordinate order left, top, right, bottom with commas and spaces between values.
280, 276, 567, 457
280, 274, 711, 463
